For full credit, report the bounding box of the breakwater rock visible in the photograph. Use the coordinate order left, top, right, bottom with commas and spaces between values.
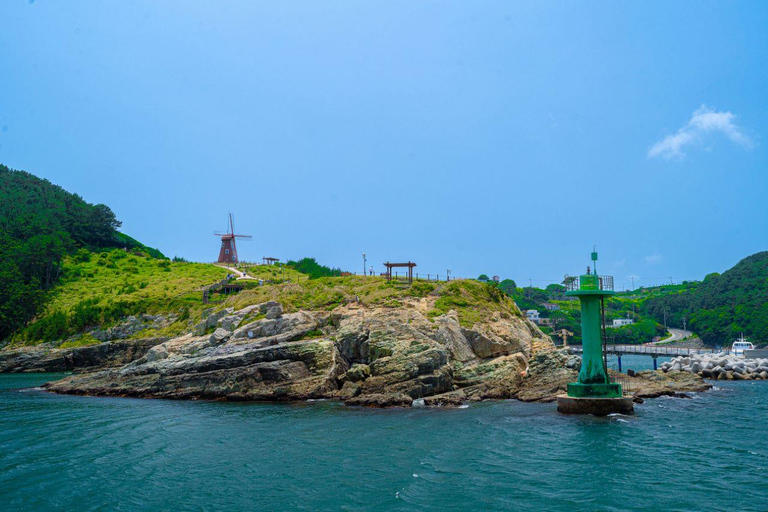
661, 353, 768, 381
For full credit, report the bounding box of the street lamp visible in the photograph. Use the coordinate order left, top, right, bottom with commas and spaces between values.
362, 253, 366, 276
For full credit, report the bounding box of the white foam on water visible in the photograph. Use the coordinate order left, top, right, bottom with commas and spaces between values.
412, 399, 425, 407
458, 404, 469, 409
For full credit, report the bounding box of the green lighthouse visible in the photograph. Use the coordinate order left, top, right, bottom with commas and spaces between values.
557, 250, 634, 415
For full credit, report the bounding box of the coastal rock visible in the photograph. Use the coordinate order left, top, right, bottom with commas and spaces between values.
515, 350, 575, 402
91, 315, 169, 342
194, 308, 234, 335
0, 337, 168, 373
434, 312, 475, 362
629, 370, 712, 398
25, 295, 716, 405
45, 300, 549, 403
344, 393, 413, 408
423, 394, 465, 407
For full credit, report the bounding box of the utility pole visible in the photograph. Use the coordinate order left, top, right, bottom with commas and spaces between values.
669, 276, 673, 285
631, 276, 634, 290
362, 253, 366, 276
683, 316, 686, 331
663, 308, 668, 329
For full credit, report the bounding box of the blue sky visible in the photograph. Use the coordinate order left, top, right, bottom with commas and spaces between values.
1, 1, 766, 289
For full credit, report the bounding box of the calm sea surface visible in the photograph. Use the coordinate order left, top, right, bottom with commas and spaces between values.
1, 361, 766, 511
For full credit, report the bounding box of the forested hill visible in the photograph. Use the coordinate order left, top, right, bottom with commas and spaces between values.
0, 165, 163, 340
644, 252, 768, 346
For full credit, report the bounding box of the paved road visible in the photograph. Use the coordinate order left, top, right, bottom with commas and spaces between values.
650, 328, 692, 345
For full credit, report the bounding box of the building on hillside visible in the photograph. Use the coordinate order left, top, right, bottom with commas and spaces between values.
612, 318, 635, 327
525, 310, 540, 322
543, 303, 560, 311
525, 309, 554, 326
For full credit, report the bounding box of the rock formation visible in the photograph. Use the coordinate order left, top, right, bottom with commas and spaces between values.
43, 299, 553, 403
1, 294, 710, 407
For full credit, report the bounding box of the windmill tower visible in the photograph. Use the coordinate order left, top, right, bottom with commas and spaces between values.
214, 214, 252, 264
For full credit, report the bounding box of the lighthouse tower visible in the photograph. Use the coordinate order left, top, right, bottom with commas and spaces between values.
556, 250, 634, 415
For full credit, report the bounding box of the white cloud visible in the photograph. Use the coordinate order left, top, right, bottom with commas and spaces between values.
648, 105, 753, 160
645, 253, 663, 265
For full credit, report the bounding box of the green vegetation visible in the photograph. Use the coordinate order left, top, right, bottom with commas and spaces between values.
0, 165, 164, 341
228, 276, 517, 329
481, 275, 668, 345
480, 251, 768, 347
644, 252, 768, 346
606, 319, 666, 344
286, 257, 343, 279
12, 250, 228, 345
243, 263, 306, 282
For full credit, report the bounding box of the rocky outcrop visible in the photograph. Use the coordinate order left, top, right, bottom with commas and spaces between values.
45, 300, 551, 405
0, 337, 168, 373
511, 350, 711, 402
629, 370, 712, 398
91, 314, 172, 342
15, 297, 712, 408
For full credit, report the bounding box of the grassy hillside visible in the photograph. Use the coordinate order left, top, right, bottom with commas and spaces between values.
0, 165, 164, 340
227, 276, 522, 329
13, 249, 228, 346
10, 253, 526, 348
644, 251, 768, 346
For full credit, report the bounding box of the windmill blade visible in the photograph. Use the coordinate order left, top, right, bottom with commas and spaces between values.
235, 234, 253, 240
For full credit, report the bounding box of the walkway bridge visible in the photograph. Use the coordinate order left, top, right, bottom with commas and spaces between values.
566, 344, 716, 371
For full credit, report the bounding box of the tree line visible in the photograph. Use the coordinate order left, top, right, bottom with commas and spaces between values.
0, 165, 159, 341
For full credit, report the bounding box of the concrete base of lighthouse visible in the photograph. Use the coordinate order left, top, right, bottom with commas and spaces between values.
556, 395, 634, 416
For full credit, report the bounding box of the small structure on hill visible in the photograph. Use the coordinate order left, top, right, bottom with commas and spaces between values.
612, 318, 634, 327
557, 250, 634, 416
214, 213, 252, 264
262, 257, 280, 265
552, 329, 574, 348
383, 261, 416, 283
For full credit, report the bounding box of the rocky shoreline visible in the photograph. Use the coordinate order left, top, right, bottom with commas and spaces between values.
2, 299, 711, 408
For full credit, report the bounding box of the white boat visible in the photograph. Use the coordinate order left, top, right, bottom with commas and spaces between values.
731, 334, 754, 356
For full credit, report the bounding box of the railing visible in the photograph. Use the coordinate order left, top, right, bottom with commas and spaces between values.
568, 344, 716, 357
609, 372, 633, 396
564, 274, 614, 292
344, 272, 464, 282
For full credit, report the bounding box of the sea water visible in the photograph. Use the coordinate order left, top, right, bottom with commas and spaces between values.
1, 373, 766, 511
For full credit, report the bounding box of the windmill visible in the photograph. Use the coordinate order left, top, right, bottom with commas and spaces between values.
214, 213, 252, 264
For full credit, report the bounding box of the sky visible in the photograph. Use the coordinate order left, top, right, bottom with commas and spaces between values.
1, 1, 766, 289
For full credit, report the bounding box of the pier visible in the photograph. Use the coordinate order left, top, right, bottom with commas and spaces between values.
567, 344, 716, 371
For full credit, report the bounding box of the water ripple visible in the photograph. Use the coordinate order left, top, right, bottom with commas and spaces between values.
1, 375, 767, 511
